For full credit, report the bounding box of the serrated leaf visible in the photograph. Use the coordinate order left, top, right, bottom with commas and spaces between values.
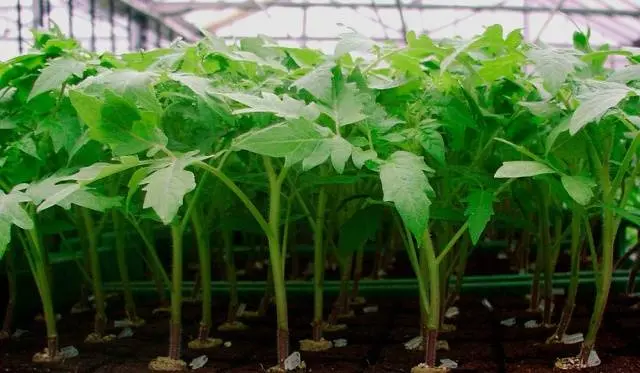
352, 148, 376, 169
336, 205, 384, 263
519, 101, 561, 117
465, 189, 495, 244
28, 58, 86, 100
0, 189, 33, 230
494, 161, 555, 178
420, 130, 445, 165
318, 82, 367, 126
292, 63, 334, 103
223, 92, 320, 121
15, 136, 40, 160
380, 151, 432, 239
569, 85, 630, 135
528, 48, 584, 94
126, 167, 152, 212
232, 119, 328, 167
561, 175, 595, 205
77, 70, 160, 113
545, 119, 571, 153
70, 160, 142, 185
169, 73, 213, 100
139, 154, 203, 225
334, 32, 376, 57
608, 64, 640, 83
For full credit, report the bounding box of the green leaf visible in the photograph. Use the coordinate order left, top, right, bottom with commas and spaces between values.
28, 57, 86, 101
561, 175, 595, 205
380, 151, 433, 239
232, 119, 327, 167
69, 158, 142, 185
169, 73, 214, 101
36, 182, 122, 212
334, 32, 376, 57
494, 161, 555, 178
0, 189, 33, 259
139, 153, 205, 225
608, 64, 640, 84
126, 167, 152, 212
465, 189, 495, 244
419, 129, 445, 165
352, 148, 376, 169
519, 101, 561, 118
569, 84, 630, 135
318, 82, 367, 126
528, 48, 584, 94
69, 89, 102, 128
0, 189, 33, 230
223, 92, 320, 121
78, 70, 161, 113
37, 115, 82, 154
292, 63, 334, 103
14, 136, 40, 160
336, 205, 384, 263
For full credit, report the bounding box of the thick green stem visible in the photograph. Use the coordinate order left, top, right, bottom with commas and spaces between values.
26, 224, 58, 357
113, 210, 137, 321
169, 222, 183, 360
223, 230, 239, 322
2, 248, 16, 334
422, 229, 440, 367
579, 208, 615, 365
191, 207, 212, 340
540, 194, 553, 325
128, 217, 170, 302
264, 157, 289, 368
313, 186, 327, 341
81, 208, 107, 336
552, 210, 582, 342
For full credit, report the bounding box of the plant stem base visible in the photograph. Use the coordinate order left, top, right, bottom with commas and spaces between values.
407, 340, 449, 352
218, 321, 249, 331
149, 357, 187, 371
322, 323, 347, 332
266, 361, 307, 373
187, 338, 223, 350
32, 349, 63, 364
299, 338, 332, 352
85, 333, 116, 343
555, 356, 588, 370
411, 363, 449, 373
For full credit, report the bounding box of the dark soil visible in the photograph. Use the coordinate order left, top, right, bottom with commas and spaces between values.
1, 290, 640, 373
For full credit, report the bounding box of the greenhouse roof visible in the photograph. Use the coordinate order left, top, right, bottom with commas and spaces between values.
131, 0, 640, 49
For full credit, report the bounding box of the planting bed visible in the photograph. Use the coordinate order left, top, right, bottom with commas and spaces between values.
1, 292, 640, 373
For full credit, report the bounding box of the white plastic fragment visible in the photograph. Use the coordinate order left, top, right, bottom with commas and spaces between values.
236, 269, 247, 276
562, 333, 584, 344
363, 305, 378, 314
333, 338, 348, 348
88, 295, 95, 302
537, 301, 555, 314
524, 320, 540, 328
552, 288, 565, 296
255, 261, 264, 270
500, 317, 516, 327
189, 355, 208, 370
377, 269, 387, 278
284, 351, 302, 371
481, 298, 493, 311
56, 313, 62, 321
445, 306, 459, 319
117, 327, 134, 339
236, 303, 247, 317
497, 252, 508, 260
587, 350, 601, 367
404, 336, 422, 350
59, 346, 79, 359
224, 341, 232, 348
12, 329, 28, 338
439, 359, 458, 369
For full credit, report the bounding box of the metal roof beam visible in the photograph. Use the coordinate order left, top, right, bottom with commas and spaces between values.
153, 2, 640, 16
116, 0, 202, 41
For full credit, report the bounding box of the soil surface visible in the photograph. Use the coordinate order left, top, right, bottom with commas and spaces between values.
1, 291, 639, 373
